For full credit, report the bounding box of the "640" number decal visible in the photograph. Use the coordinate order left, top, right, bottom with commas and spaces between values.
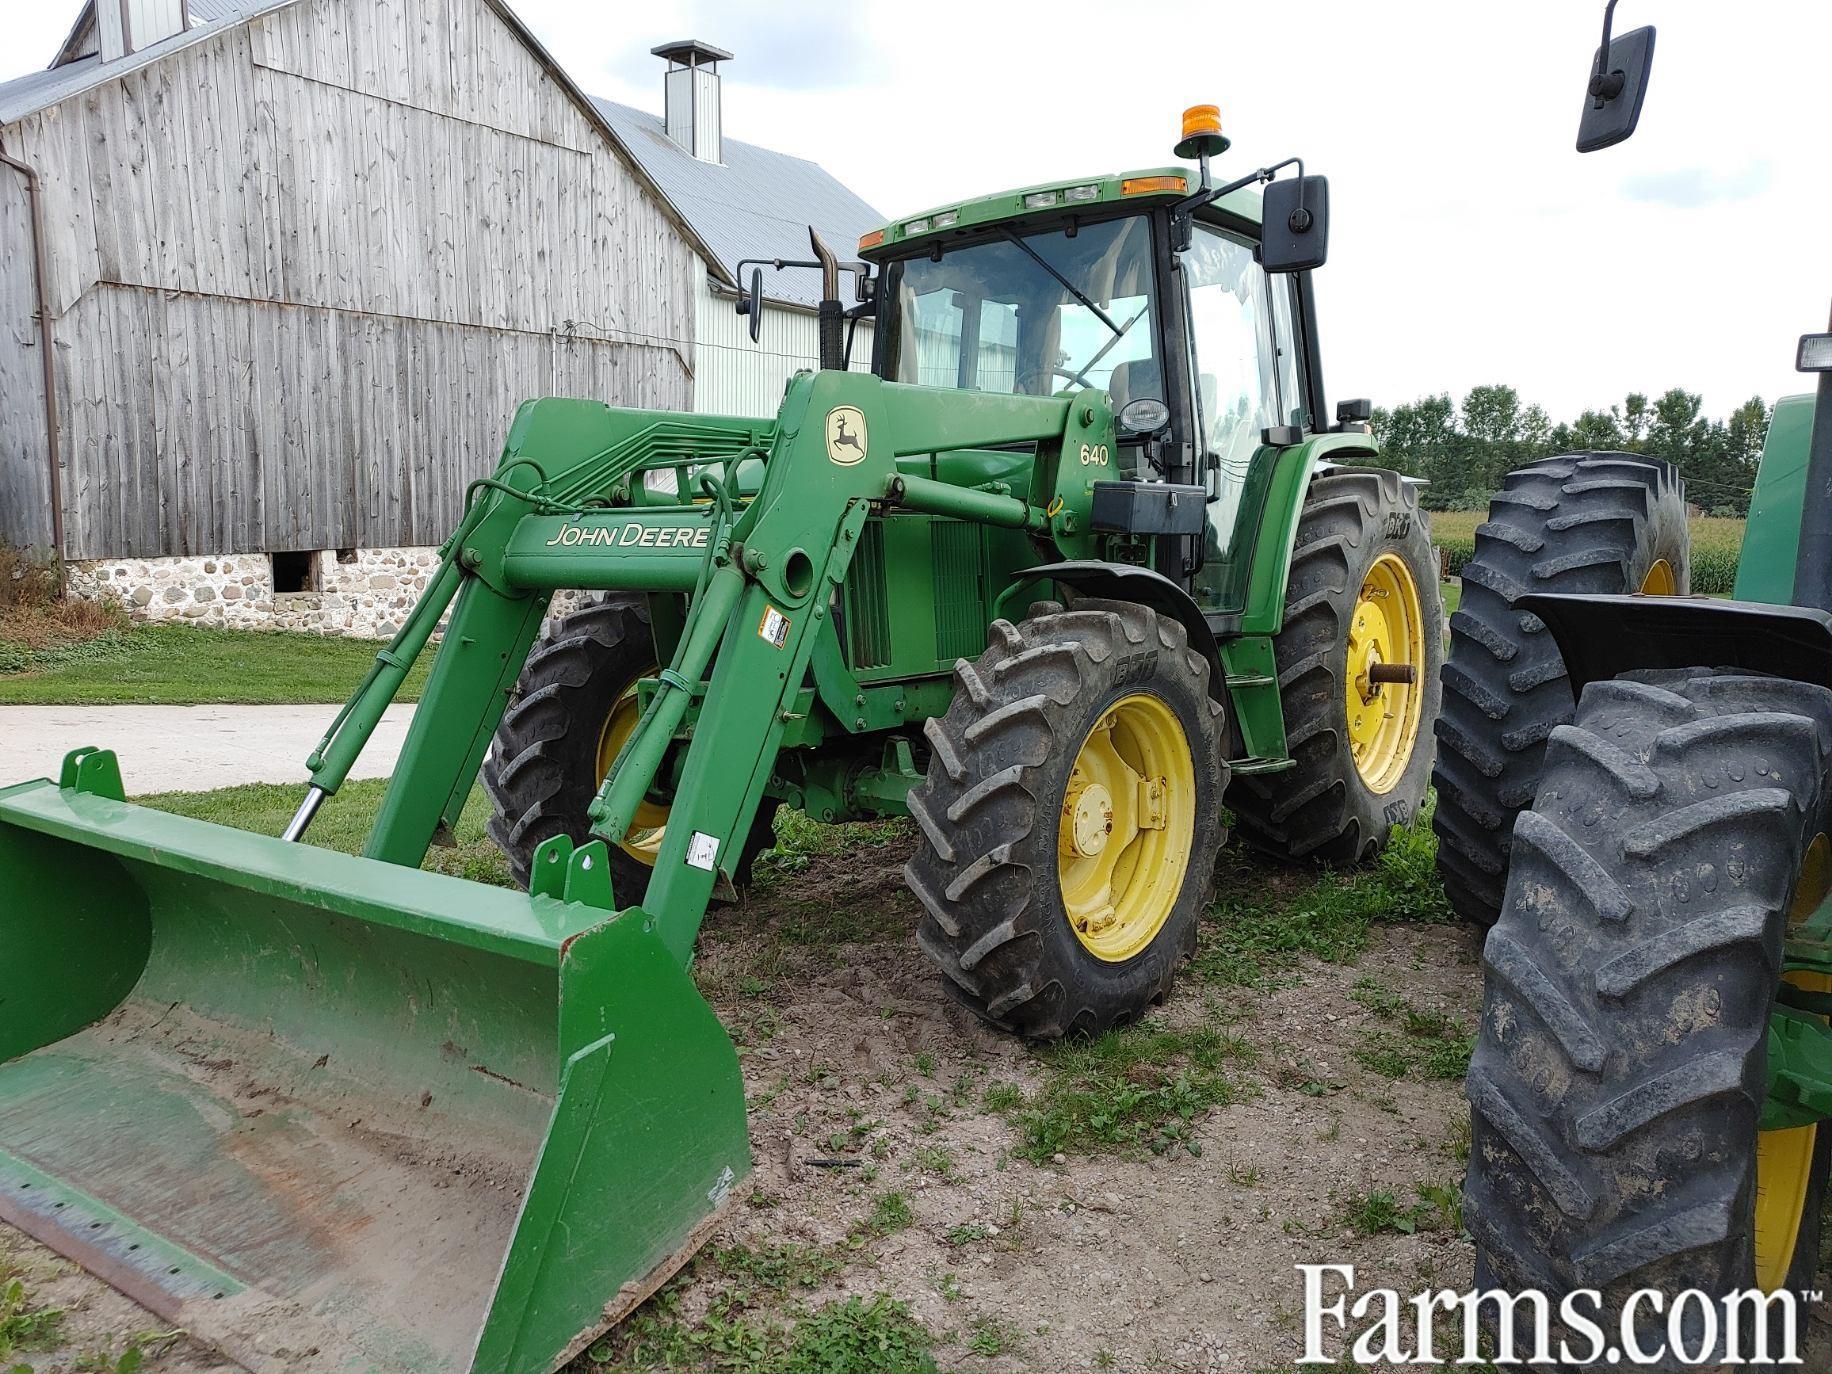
1078, 443, 1110, 467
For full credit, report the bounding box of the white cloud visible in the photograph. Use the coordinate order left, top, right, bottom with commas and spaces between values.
4, 0, 1828, 419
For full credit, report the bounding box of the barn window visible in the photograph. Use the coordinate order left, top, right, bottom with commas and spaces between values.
271, 551, 319, 595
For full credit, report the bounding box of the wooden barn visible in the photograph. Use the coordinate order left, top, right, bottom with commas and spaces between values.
0, 0, 844, 633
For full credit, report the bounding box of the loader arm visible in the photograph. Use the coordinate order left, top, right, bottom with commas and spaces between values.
321, 370, 1115, 966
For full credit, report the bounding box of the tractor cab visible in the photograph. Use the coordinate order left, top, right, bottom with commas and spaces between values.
852, 111, 1336, 621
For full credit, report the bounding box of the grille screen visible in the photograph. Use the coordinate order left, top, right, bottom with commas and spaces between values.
845, 520, 891, 669
932, 523, 985, 662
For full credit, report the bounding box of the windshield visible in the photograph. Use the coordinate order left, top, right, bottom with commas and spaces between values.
881, 215, 1160, 407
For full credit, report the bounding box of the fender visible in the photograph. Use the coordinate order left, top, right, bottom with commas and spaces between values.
1519, 593, 1832, 700
1017, 560, 1225, 703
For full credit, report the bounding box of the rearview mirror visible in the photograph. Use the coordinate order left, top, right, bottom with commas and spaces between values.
1259, 176, 1329, 274
1577, 23, 1655, 152
734, 267, 764, 342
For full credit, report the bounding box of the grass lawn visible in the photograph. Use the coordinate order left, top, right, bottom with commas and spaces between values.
135, 778, 865, 892
0, 624, 432, 706
140, 776, 506, 881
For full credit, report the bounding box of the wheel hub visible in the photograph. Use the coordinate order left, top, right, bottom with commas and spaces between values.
1056, 695, 1197, 963
1061, 776, 1116, 858
1343, 553, 1427, 794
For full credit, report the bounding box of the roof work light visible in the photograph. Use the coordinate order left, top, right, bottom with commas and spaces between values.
1798, 334, 1832, 373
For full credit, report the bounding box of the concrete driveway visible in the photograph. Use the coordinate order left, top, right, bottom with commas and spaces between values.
0, 703, 416, 794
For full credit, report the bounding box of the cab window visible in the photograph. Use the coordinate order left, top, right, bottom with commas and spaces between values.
882, 216, 1160, 403
1184, 224, 1283, 611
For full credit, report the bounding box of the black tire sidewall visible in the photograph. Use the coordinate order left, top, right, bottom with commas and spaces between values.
1333, 491, 1444, 842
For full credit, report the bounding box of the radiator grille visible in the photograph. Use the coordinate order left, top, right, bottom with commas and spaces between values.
932, 523, 986, 662
845, 520, 892, 669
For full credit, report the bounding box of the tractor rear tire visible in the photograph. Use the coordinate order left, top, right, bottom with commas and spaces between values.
483, 595, 776, 901
906, 600, 1226, 1040
1464, 668, 1832, 1364
1228, 468, 1443, 864
1433, 453, 1688, 927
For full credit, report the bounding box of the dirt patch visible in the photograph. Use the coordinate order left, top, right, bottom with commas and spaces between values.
4, 833, 1828, 1372
0, 1229, 230, 1372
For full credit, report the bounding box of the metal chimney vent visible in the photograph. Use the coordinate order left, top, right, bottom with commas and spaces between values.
652, 39, 732, 164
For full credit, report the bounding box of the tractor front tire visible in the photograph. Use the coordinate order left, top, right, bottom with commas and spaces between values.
906, 600, 1226, 1040
1433, 453, 1688, 927
1465, 669, 1832, 1362
484, 596, 775, 901
1229, 468, 1444, 864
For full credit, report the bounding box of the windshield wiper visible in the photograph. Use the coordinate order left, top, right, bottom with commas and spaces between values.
1000, 229, 1121, 336
1063, 303, 1150, 392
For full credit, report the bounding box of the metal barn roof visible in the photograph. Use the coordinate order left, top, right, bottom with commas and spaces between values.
592, 97, 882, 312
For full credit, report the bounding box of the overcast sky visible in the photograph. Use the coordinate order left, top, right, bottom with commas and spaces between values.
6, 0, 1829, 420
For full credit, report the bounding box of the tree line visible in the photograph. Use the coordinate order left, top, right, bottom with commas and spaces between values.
1371, 385, 1769, 515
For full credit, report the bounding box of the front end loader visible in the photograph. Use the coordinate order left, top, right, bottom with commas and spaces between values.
0, 108, 1444, 1372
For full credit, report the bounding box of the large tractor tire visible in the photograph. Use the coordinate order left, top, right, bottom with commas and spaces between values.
1433, 453, 1688, 927
906, 599, 1226, 1040
484, 596, 776, 900
1229, 468, 1443, 864
1465, 669, 1832, 1364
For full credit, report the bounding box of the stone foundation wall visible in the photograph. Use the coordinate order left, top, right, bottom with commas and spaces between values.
70, 548, 605, 639
71, 548, 443, 638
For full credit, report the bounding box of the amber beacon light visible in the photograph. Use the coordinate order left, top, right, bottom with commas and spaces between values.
1174, 104, 1231, 160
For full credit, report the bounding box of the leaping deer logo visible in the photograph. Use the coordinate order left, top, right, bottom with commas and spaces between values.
825, 406, 868, 465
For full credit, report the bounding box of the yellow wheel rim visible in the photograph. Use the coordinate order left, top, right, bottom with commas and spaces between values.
1056, 693, 1197, 963
1754, 834, 1832, 1291
1344, 553, 1427, 794
1640, 558, 1678, 596
594, 671, 671, 868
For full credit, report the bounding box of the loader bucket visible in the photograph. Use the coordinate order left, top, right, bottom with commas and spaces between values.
0, 757, 750, 1374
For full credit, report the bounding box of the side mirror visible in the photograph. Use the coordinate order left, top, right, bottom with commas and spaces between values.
1577, 24, 1655, 152
734, 266, 764, 342
1259, 176, 1328, 274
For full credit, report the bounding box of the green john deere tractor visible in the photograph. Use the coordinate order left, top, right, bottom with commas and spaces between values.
1455, 9, 1832, 1359
0, 108, 1444, 1373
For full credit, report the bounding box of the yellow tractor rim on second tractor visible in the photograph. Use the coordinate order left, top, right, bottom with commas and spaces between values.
1755, 833, 1832, 1290
1639, 558, 1678, 596
1345, 553, 1427, 794
1057, 693, 1197, 963
595, 672, 672, 867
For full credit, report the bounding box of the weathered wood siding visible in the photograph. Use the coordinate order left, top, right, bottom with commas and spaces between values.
0, 0, 698, 559
692, 272, 872, 418
0, 168, 51, 549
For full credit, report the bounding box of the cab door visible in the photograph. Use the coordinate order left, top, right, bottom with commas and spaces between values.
1182, 222, 1305, 615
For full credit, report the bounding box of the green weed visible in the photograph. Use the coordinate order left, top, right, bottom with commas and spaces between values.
965, 1315, 1025, 1357
0, 1277, 64, 1359
1197, 824, 1451, 989
860, 1192, 913, 1238
1349, 978, 1473, 1081
1341, 1182, 1463, 1237
999, 1025, 1250, 1161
